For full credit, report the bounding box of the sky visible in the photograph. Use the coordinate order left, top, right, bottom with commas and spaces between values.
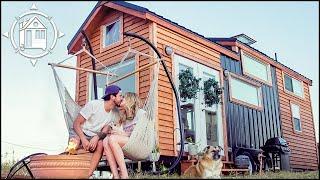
1, 1, 319, 162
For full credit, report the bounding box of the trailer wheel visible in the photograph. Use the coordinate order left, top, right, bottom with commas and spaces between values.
241, 152, 257, 173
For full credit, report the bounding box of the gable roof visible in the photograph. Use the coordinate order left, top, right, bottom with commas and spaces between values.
22, 16, 46, 30
67, 1, 238, 60
67, 1, 312, 85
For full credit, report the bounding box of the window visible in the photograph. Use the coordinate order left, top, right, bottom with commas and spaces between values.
88, 58, 136, 100
284, 73, 304, 98
35, 30, 40, 39
103, 20, 120, 47
178, 63, 196, 142
229, 73, 263, 109
241, 51, 272, 85
291, 103, 302, 132
40, 30, 45, 39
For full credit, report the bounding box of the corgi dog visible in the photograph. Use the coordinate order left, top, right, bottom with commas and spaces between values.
184, 145, 223, 179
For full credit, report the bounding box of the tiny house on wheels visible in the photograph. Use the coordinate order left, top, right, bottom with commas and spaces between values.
67, 1, 318, 172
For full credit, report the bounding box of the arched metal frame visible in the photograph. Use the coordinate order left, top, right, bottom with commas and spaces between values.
122, 32, 184, 175
5, 153, 47, 179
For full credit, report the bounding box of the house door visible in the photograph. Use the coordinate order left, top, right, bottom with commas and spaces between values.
174, 54, 224, 155
25, 30, 32, 48
198, 64, 224, 155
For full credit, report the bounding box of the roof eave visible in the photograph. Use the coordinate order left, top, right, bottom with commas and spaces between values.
67, 1, 148, 54
67, 1, 102, 54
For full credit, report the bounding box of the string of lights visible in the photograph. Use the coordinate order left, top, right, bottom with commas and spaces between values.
1, 140, 64, 152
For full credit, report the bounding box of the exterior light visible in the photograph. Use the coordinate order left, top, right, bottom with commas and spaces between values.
165, 45, 173, 56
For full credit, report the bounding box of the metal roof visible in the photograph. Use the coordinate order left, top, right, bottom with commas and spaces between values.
67, 1, 312, 83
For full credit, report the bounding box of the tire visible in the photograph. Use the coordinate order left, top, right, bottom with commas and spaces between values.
242, 152, 257, 173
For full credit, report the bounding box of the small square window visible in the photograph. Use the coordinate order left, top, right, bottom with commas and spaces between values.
284, 73, 304, 98
284, 74, 293, 92
104, 20, 120, 47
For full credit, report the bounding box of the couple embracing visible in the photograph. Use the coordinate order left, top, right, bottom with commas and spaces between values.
70, 85, 144, 179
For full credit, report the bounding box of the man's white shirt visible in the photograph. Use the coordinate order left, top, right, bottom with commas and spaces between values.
80, 99, 117, 137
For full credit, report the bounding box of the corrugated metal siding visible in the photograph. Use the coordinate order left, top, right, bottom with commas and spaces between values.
221, 55, 281, 150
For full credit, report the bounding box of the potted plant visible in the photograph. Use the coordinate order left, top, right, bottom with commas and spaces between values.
186, 137, 199, 156
203, 78, 223, 107
149, 146, 160, 162
178, 68, 201, 102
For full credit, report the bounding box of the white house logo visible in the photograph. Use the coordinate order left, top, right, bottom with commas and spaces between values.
3, 4, 64, 66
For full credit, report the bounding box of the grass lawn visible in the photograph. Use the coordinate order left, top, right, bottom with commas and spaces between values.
129, 170, 319, 179
2, 170, 318, 179
2, 159, 318, 179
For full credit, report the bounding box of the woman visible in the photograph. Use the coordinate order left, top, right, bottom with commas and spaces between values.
103, 92, 144, 179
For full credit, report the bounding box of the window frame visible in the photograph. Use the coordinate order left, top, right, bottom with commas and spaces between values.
228, 72, 263, 110
35, 30, 40, 39
240, 50, 273, 86
100, 14, 123, 53
290, 102, 302, 133
40, 30, 45, 39
282, 71, 305, 99
87, 54, 138, 101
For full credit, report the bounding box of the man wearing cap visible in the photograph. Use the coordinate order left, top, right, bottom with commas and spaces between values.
72, 85, 123, 177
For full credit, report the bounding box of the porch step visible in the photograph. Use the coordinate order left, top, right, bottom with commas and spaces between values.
221, 168, 249, 176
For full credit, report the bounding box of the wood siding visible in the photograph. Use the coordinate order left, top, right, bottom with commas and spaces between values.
221, 55, 282, 152
76, 10, 151, 106
156, 24, 228, 157
275, 68, 318, 170
72, 6, 317, 168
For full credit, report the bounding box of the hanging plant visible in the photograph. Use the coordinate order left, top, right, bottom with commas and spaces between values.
178, 68, 201, 101
203, 78, 223, 107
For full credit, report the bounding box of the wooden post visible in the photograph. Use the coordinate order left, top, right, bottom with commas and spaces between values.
48, 63, 117, 77
137, 161, 141, 173
258, 152, 265, 176
152, 162, 156, 172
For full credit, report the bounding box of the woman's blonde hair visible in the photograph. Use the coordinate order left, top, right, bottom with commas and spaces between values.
123, 92, 142, 119
120, 92, 142, 123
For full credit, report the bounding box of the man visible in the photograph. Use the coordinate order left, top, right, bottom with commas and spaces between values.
72, 85, 123, 177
